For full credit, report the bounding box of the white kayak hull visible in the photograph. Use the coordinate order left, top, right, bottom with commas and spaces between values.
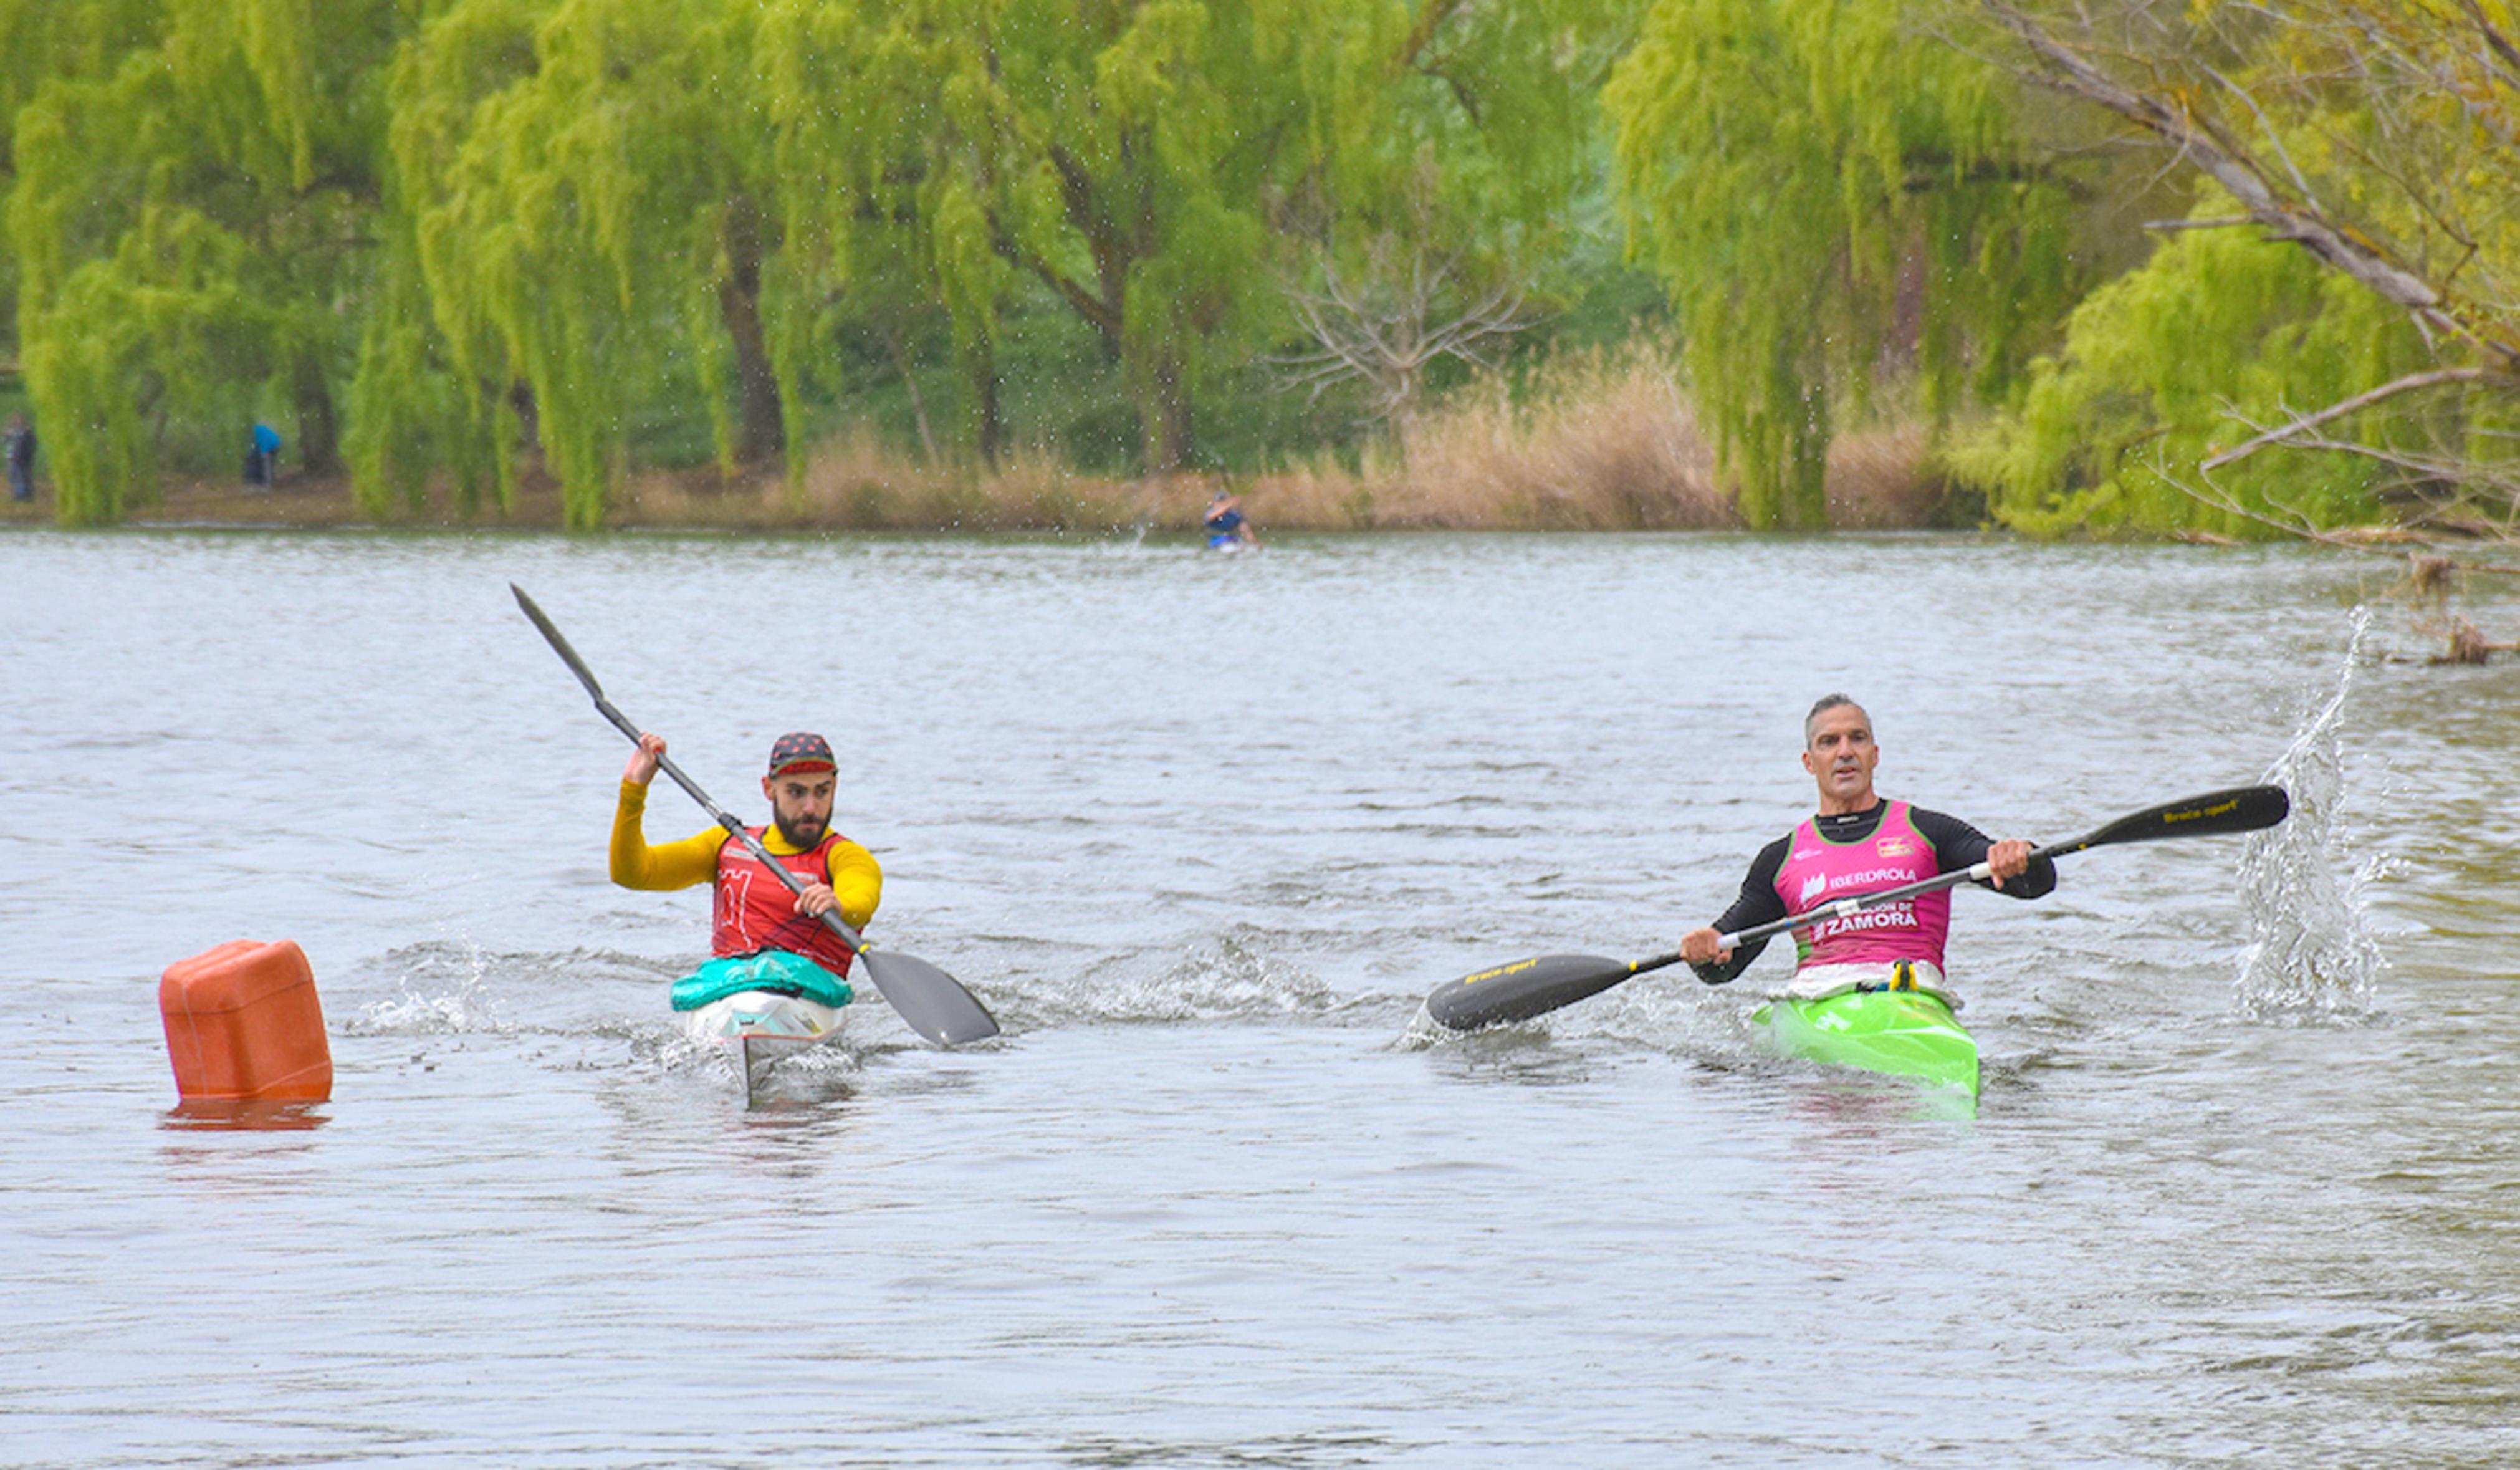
679, 989, 843, 1097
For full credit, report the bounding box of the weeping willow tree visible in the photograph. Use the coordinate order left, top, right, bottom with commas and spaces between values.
369, 0, 804, 529
0, 0, 163, 352
754, 0, 1017, 471
1239, 0, 1625, 447
8, 0, 1627, 524
1604, 0, 2089, 527
1270, 1, 1627, 436
851, 0, 1619, 474
7, 0, 400, 525
888, 0, 1304, 473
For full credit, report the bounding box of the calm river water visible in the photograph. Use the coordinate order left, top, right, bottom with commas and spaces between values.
4, 529, 2515, 1467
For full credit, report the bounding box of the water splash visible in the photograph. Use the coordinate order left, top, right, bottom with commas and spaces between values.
1087, 519, 1156, 556
1017, 929, 1368, 1026
348, 940, 512, 1035
1391, 970, 1750, 1065
340, 943, 671, 1036
634, 1025, 864, 1101
2233, 608, 2384, 1024
1392, 1004, 1452, 1050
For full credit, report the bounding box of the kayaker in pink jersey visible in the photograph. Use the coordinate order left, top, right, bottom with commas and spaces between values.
1678, 694, 2053, 1007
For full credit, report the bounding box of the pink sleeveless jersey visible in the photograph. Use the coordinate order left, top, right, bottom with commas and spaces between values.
1772, 800, 1950, 971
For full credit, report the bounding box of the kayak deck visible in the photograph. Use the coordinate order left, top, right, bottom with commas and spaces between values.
1751, 989, 1980, 1097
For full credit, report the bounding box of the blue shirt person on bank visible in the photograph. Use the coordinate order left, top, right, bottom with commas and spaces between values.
244, 423, 282, 488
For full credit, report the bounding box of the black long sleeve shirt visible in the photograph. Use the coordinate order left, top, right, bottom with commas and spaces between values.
1689, 800, 2056, 985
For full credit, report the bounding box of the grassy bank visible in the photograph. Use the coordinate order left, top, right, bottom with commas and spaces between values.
0, 350, 1952, 534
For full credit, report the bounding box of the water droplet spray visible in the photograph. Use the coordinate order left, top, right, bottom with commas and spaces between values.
2234, 607, 2383, 1022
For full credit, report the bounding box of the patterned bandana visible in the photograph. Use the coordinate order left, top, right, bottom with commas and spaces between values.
766, 731, 835, 778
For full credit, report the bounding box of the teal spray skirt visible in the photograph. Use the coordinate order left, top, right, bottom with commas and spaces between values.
669, 950, 854, 1012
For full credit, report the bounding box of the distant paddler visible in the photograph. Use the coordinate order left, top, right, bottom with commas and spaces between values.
1203, 489, 1258, 550
611, 729, 878, 1037
1679, 694, 2054, 1006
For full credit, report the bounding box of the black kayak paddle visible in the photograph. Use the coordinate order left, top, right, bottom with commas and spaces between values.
1423, 784, 2291, 1032
512, 584, 1000, 1046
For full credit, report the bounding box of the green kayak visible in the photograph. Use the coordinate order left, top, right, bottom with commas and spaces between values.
1751, 989, 1980, 1097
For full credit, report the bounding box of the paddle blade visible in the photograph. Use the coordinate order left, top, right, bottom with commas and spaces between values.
860, 949, 1000, 1045
1425, 954, 1635, 1032
2065, 784, 2291, 853
510, 584, 606, 701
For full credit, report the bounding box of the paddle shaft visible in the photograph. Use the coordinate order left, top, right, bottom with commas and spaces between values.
606, 704, 873, 951
512, 584, 868, 954
1714, 845, 2045, 953
512, 583, 1003, 1045
1422, 784, 2288, 1032
1702, 784, 2294, 958
1435, 850, 2044, 1001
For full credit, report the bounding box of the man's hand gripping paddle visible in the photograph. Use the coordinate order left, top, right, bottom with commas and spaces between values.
1421, 785, 2291, 1033
512, 584, 999, 1045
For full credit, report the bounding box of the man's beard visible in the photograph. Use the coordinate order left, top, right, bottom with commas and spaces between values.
775, 812, 826, 848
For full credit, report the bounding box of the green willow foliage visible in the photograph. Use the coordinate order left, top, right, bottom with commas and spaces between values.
1947, 198, 2433, 536
1604, 0, 2081, 527
372, 0, 795, 527
8, 0, 398, 525
0, 0, 160, 343
803, 0, 1611, 476
16, 0, 2471, 535
355, 0, 1614, 527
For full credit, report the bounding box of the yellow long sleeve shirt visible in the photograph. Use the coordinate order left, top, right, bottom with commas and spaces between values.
609, 780, 882, 931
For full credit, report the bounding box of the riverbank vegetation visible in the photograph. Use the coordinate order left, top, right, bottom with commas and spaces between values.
2, 0, 2516, 574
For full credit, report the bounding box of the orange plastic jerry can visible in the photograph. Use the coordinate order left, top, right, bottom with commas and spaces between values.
159, 939, 333, 1101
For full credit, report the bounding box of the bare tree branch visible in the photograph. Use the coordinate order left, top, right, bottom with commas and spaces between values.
2261, 430, 2511, 496
2200, 367, 2494, 469
2460, 0, 2520, 90
2158, 452, 2520, 573
1980, 0, 2520, 368
2204, 62, 2324, 213
2164, 456, 2345, 543
1272, 238, 1536, 431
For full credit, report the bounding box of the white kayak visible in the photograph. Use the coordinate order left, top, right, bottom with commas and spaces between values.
680, 989, 843, 1098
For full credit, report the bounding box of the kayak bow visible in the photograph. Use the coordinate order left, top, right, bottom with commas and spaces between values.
682, 989, 844, 1102
1752, 989, 1980, 1097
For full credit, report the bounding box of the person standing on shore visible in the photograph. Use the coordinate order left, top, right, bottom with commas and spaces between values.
4, 413, 34, 503
244, 422, 281, 488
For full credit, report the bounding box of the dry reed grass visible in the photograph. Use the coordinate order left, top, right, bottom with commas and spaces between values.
1235, 345, 1941, 532
1276, 343, 1728, 530
611, 347, 1751, 534
620, 427, 1147, 533
1823, 424, 1943, 530
99, 348, 1949, 532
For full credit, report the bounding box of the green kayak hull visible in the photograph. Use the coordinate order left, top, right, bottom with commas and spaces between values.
1751, 989, 1981, 1097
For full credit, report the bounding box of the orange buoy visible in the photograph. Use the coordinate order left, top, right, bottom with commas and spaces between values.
159, 939, 333, 1102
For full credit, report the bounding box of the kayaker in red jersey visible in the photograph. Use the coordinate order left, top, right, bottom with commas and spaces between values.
1678, 694, 2055, 1007
610, 730, 882, 1014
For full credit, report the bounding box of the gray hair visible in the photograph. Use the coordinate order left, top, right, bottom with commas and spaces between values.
1804, 693, 1867, 745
